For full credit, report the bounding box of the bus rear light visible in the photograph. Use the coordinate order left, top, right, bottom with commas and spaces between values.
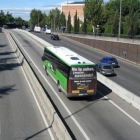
68, 80, 72, 93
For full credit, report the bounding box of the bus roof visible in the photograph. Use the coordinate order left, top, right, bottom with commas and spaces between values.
45, 46, 95, 66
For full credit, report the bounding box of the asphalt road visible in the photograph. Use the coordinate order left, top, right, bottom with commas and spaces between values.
32, 31, 140, 97
0, 31, 52, 140
9, 29, 140, 140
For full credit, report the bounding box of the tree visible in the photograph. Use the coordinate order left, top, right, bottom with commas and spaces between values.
48, 8, 60, 31
59, 12, 66, 27
112, 10, 119, 35
77, 17, 79, 32
84, 0, 103, 32
67, 12, 71, 32
74, 10, 78, 32
127, 0, 140, 36
82, 16, 87, 33
5, 12, 14, 23
0, 10, 5, 26
30, 9, 43, 27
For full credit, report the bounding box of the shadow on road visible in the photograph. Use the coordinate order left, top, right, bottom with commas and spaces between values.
0, 62, 21, 72
0, 57, 18, 63
0, 85, 16, 98
24, 112, 56, 140
0, 44, 8, 48
0, 51, 16, 56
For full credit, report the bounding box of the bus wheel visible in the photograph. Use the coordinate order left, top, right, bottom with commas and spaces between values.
57, 81, 61, 92
45, 68, 48, 75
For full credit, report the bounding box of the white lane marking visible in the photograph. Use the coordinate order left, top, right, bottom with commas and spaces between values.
11, 32, 91, 140
98, 90, 140, 126
117, 75, 124, 80
17, 31, 44, 50
6, 31, 55, 140
0, 124, 1, 134
15, 31, 140, 127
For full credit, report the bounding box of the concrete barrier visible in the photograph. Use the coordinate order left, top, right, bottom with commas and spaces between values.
5, 30, 72, 140
97, 73, 140, 110
19, 29, 140, 111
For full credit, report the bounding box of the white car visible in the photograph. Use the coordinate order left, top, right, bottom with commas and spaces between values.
34, 26, 41, 33
45, 28, 51, 34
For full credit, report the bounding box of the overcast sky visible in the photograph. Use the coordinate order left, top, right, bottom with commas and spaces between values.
0, 0, 109, 21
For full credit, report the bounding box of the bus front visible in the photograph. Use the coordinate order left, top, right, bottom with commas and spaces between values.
67, 65, 97, 97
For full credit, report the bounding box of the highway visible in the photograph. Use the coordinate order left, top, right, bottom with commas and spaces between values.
9, 29, 140, 140
32, 31, 140, 97
0, 32, 53, 140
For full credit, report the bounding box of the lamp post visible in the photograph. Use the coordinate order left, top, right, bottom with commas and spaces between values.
66, 0, 68, 32
37, 11, 40, 26
118, 0, 122, 39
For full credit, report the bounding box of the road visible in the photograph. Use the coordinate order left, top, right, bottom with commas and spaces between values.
9, 29, 140, 140
0, 31, 53, 140
32, 31, 140, 97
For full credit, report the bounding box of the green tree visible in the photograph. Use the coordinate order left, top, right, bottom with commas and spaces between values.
30, 9, 43, 27
48, 8, 60, 31
67, 12, 71, 32
0, 10, 5, 26
112, 10, 119, 35
82, 16, 87, 33
74, 10, 78, 32
59, 12, 66, 27
77, 17, 79, 32
5, 12, 14, 23
84, 0, 103, 33
127, 0, 140, 36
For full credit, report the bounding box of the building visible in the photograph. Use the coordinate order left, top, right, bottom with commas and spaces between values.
61, 2, 84, 27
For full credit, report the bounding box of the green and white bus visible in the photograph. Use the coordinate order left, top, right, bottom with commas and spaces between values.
42, 46, 97, 97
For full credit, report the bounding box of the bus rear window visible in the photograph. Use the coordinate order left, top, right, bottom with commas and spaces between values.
70, 66, 96, 79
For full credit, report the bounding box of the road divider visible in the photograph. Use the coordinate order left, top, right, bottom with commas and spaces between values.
19, 29, 140, 111
5, 30, 72, 140
97, 73, 140, 110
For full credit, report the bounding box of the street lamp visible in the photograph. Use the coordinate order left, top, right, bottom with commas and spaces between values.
37, 11, 40, 26
118, 0, 122, 39
66, 0, 68, 32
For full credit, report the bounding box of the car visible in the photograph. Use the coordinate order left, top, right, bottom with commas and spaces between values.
51, 34, 59, 40
96, 63, 114, 76
34, 26, 41, 33
100, 56, 118, 67
45, 27, 51, 34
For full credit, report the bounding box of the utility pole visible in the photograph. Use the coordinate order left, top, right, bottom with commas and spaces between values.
38, 11, 39, 26
66, 0, 68, 32
118, 0, 122, 39
54, 17, 55, 32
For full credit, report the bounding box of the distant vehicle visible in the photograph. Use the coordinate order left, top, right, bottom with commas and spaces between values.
100, 56, 118, 67
22, 26, 26, 30
34, 26, 41, 33
3, 25, 7, 29
45, 27, 51, 34
42, 46, 97, 97
51, 34, 59, 40
0, 27, 2, 33
96, 63, 114, 76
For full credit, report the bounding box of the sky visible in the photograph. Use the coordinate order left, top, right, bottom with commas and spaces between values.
0, 0, 108, 21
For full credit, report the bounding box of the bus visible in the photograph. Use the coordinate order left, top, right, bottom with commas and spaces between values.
42, 46, 97, 97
